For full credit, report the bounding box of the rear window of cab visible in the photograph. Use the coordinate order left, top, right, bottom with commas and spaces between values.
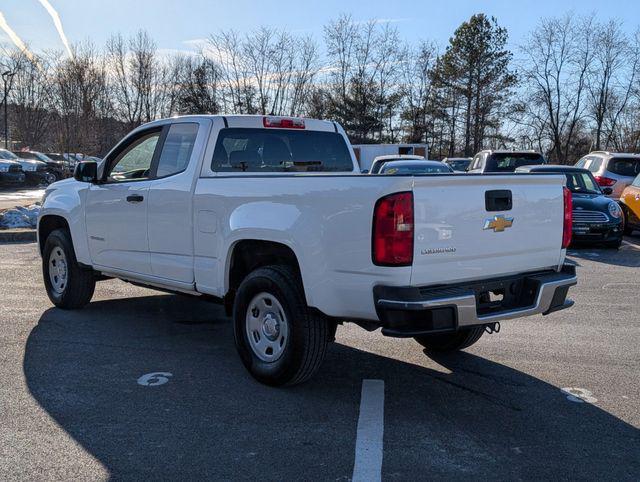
211, 128, 354, 173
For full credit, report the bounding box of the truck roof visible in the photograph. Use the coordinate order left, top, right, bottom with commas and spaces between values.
140, 115, 339, 133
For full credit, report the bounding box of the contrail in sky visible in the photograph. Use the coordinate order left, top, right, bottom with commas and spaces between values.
37, 0, 72, 58
0, 11, 36, 62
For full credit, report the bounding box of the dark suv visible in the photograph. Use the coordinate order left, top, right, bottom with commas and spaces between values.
467, 150, 546, 173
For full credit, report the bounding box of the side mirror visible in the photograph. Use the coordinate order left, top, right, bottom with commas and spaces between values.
74, 161, 98, 183
602, 187, 613, 195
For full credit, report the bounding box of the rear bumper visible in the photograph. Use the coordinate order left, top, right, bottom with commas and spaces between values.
374, 265, 577, 337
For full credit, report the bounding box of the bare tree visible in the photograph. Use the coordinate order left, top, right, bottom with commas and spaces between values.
106, 30, 162, 129
51, 43, 111, 154
2, 50, 53, 148
586, 20, 638, 150
520, 13, 594, 163
207, 30, 256, 113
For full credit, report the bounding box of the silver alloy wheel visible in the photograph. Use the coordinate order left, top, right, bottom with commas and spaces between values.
245, 292, 289, 362
48, 247, 68, 294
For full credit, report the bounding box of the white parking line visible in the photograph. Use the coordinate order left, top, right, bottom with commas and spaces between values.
622, 239, 640, 250
352, 379, 385, 482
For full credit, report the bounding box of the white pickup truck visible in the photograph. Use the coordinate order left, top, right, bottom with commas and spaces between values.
38, 115, 577, 386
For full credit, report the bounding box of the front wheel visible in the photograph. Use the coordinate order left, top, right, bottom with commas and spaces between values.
42, 229, 96, 309
414, 326, 485, 353
604, 238, 623, 249
43, 171, 58, 185
233, 265, 330, 386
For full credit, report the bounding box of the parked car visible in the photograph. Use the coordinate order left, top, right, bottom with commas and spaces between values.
620, 173, 640, 235
575, 151, 640, 199
442, 157, 472, 172
353, 144, 428, 172
38, 115, 577, 386
516, 165, 623, 248
14, 150, 66, 182
379, 160, 453, 175
468, 150, 546, 173
367, 154, 425, 174
0, 148, 53, 185
0, 150, 25, 185
45, 153, 74, 173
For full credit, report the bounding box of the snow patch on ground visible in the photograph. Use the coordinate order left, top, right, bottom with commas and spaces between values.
0, 204, 41, 229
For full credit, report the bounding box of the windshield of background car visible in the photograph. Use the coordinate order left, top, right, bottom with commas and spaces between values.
15, 152, 37, 160
565, 171, 601, 194
607, 157, 640, 177
447, 159, 471, 170
485, 153, 544, 172
211, 128, 354, 172
0, 150, 18, 160
381, 163, 452, 174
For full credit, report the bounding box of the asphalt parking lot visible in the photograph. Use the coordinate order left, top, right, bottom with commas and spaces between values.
0, 241, 638, 480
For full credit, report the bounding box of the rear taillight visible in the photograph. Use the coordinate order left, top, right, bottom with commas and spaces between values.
263, 116, 305, 129
562, 186, 572, 249
372, 192, 414, 266
594, 175, 616, 187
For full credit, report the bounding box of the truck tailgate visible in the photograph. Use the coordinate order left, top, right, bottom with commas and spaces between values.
410, 174, 565, 286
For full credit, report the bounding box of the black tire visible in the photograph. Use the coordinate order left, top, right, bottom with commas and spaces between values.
622, 206, 634, 236
233, 265, 329, 386
604, 238, 623, 249
44, 171, 58, 185
414, 326, 485, 353
42, 228, 95, 309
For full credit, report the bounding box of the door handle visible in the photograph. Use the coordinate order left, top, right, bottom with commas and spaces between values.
485, 189, 512, 211
126, 194, 144, 203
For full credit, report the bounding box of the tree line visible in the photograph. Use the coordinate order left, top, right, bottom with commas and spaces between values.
1, 12, 639, 163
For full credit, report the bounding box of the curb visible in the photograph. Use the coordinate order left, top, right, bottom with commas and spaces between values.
0, 229, 37, 243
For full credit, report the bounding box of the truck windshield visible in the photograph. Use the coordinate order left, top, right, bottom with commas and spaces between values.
486, 153, 544, 172
211, 128, 354, 172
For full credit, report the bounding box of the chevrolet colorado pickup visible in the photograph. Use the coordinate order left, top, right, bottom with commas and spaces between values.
38, 115, 577, 386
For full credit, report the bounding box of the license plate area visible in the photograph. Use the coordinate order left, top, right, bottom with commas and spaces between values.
471, 276, 539, 316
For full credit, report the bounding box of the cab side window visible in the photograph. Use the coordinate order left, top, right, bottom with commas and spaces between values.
107, 131, 161, 182
155, 123, 199, 178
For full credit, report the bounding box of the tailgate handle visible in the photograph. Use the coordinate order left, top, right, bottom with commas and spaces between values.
485, 190, 512, 211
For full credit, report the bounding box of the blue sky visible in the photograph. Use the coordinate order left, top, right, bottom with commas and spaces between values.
1, 0, 639, 57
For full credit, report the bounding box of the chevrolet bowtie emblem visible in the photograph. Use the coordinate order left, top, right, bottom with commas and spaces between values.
483, 214, 514, 232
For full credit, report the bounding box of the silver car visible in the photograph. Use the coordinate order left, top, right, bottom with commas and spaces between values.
575, 151, 640, 199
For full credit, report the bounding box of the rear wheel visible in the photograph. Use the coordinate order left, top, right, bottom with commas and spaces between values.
42, 229, 95, 309
233, 265, 330, 386
414, 326, 485, 353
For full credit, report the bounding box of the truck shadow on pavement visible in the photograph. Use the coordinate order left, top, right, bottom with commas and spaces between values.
23, 294, 639, 480
567, 244, 640, 268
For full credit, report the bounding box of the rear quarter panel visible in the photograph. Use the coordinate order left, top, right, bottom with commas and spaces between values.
193, 176, 413, 320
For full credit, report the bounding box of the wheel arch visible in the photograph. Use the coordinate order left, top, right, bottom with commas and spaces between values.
38, 215, 71, 255
224, 239, 304, 314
